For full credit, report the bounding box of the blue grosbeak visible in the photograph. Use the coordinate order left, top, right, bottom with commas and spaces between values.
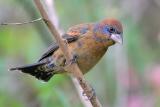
10, 18, 123, 81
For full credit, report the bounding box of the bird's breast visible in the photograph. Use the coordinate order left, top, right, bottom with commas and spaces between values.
69, 35, 108, 74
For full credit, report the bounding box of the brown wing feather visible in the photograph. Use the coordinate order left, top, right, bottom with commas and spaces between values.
38, 23, 93, 62
66, 23, 93, 37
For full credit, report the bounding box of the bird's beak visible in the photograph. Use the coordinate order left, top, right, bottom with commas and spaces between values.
110, 34, 123, 44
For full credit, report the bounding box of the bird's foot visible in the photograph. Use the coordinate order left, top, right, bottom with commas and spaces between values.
82, 87, 96, 100
69, 54, 78, 64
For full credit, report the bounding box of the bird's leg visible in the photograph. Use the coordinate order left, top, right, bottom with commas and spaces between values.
69, 53, 78, 64
62, 38, 78, 65
62, 38, 78, 64
82, 86, 96, 100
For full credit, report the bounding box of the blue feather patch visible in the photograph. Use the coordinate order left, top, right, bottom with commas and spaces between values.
102, 26, 110, 35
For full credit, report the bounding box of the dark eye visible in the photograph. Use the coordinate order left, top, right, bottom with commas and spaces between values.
109, 27, 116, 33
102, 26, 117, 35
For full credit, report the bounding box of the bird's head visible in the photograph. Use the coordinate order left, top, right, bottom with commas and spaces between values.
94, 18, 123, 45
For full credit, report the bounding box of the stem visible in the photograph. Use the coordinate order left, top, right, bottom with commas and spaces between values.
34, 0, 102, 107
0, 18, 42, 26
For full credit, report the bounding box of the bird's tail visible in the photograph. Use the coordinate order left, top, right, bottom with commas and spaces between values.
10, 62, 54, 82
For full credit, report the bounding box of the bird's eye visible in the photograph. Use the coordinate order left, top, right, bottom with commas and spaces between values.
109, 27, 116, 33
102, 26, 116, 35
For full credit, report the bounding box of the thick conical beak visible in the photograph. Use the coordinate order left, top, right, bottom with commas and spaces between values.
110, 34, 123, 44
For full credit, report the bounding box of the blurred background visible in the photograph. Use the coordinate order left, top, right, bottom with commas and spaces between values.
0, 0, 160, 107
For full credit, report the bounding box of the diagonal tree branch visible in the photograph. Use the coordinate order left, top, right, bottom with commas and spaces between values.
43, 1, 92, 106
34, 0, 102, 107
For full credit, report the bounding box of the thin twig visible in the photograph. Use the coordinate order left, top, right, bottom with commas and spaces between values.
34, 0, 102, 107
0, 18, 42, 26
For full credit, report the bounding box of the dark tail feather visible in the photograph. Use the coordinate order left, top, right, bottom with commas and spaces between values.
10, 62, 54, 82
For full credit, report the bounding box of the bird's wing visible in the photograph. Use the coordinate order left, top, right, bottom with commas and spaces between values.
66, 23, 93, 37
38, 42, 59, 62
38, 23, 93, 62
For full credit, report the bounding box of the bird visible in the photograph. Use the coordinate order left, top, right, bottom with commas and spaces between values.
10, 18, 123, 82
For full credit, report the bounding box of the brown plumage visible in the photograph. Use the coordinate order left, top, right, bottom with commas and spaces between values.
10, 18, 123, 81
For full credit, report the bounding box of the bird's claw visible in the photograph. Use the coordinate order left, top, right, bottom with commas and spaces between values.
69, 54, 78, 64
82, 87, 96, 100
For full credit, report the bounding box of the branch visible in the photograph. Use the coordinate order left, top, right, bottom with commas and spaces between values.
71, 77, 93, 107
43, 1, 91, 106
34, 0, 102, 107
0, 18, 42, 26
